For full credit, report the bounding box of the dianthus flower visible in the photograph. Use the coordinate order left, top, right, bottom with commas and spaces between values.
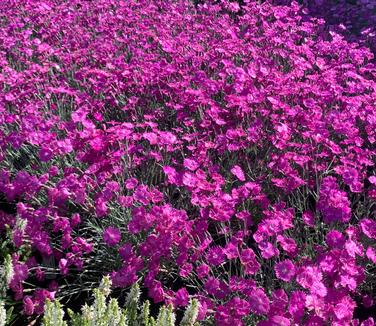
317, 177, 351, 223
325, 230, 346, 248
206, 246, 226, 266
360, 218, 376, 239
248, 288, 270, 315
103, 227, 121, 246
275, 259, 296, 282
231, 165, 245, 181
175, 287, 189, 307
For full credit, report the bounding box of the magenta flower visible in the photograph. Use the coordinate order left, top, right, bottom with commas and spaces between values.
148, 281, 164, 303
259, 241, 280, 259
317, 177, 351, 224
206, 246, 226, 266
296, 266, 322, 289
175, 287, 189, 307
288, 291, 306, 321
125, 177, 138, 190
179, 263, 193, 278
360, 219, 376, 239
103, 227, 121, 246
302, 211, 315, 227
240, 248, 261, 275
95, 197, 108, 218
119, 243, 133, 260
366, 247, 376, 264
231, 165, 245, 181
334, 296, 356, 321
228, 297, 250, 317
70, 213, 81, 227
224, 242, 239, 259
275, 260, 296, 282
23, 296, 34, 315
133, 185, 151, 205
184, 158, 200, 171
39, 147, 53, 162
325, 230, 346, 248
341, 166, 363, 193
310, 281, 328, 298
196, 263, 210, 279
248, 288, 270, 315
59, 258, 69, 275
276, 235, 298, 256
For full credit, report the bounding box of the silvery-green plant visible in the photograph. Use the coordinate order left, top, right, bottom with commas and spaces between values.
42, 300, 67, 326
42, 276, 199, 326
0, 255, 13, 298
180, 299, 199, 326
0, 301, 6, 326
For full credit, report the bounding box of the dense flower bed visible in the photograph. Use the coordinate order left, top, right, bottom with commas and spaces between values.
0, 0, 375, 325
299, 0, 376, 54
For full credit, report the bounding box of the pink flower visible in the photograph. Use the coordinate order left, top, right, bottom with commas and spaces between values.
366, 247, 376, 264
248, 288, 270, 315
360, 218, 376, 239
302, 211, 315, 227
184, 158, 200, 171
143, 132, 158, 145
345, 239, 364, 258
70, 213, 81, 227
103, 227, 121, 246
179, 263, 193, 278
240, 248, 261, 275
258, 241, 279, 259
204, 277, 228, 299
204, 277, 220, 296
276, 235, 298, 256
196, 298, 209, 321
334, 296, 356, 321
95, 197, 108, 217
133, 185, 151, 205
325, 230, 345, 248
148, 281, 164, 303
296, 266, 322, 289
23, 296, 34, 315
206, 246, 226, 266
125, 177, 138, 190
224, 242, 239, 259
118, 195, 133, 207
341, 166, 363, 193
270, 289, 288, 316
361, 318, 375, 326
275, 260, 296, 282
317, 177, 351, 224
59, 258, 68, 275
228, 297, 251, 317
175, 287, 189, 307
196, 263, 210, 279
182, 172, 198, 188
369, 176, 376, 185
288, 291, 306, 321
119, 244, 133, 260
231, 165, 245, 181
310, 281, 327, 298
39, 147, 53, 162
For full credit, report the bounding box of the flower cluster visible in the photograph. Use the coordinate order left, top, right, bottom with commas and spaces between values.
0, 0, 375, 325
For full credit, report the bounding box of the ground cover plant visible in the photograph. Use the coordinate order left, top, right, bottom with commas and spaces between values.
0, 0, 375, 325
